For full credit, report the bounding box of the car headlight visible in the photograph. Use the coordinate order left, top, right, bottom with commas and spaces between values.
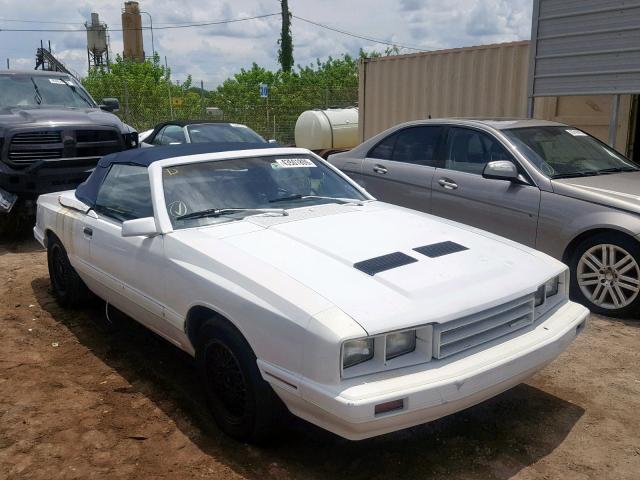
545, 276, 559, 298
342, 338, 374, 368
535, 275, 561, 306
385, 330, 416, 360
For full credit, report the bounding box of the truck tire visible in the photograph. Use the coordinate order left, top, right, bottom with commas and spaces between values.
195, 319, 283, 443
47, 236, 91, 308
569, 231, 640, 318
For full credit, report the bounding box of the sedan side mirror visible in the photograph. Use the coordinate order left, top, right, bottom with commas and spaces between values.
483, 160, 519, 181
121, 217, 158, 237
100, 97, 120, 113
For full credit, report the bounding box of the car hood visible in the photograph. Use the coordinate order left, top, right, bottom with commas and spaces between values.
171, 203, 565, 335
552, 172, 640, 214
0, 106, 132, 133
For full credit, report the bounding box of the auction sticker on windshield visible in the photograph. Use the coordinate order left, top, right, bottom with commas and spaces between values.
272, 158, 316, 168
566, 129, 587, 136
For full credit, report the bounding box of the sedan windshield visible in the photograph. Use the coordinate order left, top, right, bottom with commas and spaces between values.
163, 154, 367, 229
0, 74, 97, 109
503, 126, 638, 178
187, 124, 266, 144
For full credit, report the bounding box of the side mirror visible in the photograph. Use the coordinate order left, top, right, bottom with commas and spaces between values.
121, 217, 158, 237
100, 98, 120, 113
483, 160, 519, 181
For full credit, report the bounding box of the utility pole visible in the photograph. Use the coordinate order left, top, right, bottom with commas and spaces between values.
278, 0, 293, 73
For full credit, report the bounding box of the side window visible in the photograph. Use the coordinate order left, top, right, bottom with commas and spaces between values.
392, 126, 443, 166
368, 132, 398, 160
151, 126, 166, 145
444, 127, 513, 174
161, 125, 186, 145
95, 164, 153, 222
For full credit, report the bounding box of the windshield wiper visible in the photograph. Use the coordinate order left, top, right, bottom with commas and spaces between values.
176, 207, 287, 221
551, 171, 601, 179
30, 78, 42, 105
593, 167, 639, 174
269, 194, 364, 205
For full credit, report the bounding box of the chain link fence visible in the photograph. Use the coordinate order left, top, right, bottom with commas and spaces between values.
86, 81, 358, 145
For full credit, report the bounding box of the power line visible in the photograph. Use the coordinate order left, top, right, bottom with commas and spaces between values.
0, 13, 279, 33
292, 15, 428, 52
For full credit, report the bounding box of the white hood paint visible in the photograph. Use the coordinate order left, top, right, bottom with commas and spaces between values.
172, 202, 564, 336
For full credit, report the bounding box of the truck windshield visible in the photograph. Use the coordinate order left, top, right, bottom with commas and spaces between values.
162, 154, 367, 229
0, 74, 97, 109
503, 126, 639, 178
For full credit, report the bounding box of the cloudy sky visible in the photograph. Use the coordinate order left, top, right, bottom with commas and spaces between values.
0, 0, 533, 88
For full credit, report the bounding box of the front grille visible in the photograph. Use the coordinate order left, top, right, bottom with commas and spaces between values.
9, 150, 63, 162
11, 131, 62, 144
6, 128, 123, 167
433, 294, 535, 359
76, 130, 119, 143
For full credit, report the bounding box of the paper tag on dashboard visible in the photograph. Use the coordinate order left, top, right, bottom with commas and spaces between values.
566, 129, 587, 136
48, 78, 66, 85
272, 158, 316, 168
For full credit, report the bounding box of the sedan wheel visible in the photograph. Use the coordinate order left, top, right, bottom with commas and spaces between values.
577, 244, 640, 309
570, 233, 640, 317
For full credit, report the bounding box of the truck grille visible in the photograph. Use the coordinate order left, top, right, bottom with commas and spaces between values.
6, 128, 123, 167
433, 294, 535, 359
11, 131, 62, 144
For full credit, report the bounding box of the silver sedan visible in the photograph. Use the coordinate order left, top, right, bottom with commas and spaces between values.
329, 119, 640, 317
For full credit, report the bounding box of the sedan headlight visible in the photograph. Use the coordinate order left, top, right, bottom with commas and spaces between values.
385, 330, 416, 360
343, 338, 374, 368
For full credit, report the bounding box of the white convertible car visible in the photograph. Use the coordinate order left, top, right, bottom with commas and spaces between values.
34, 143, 589, 442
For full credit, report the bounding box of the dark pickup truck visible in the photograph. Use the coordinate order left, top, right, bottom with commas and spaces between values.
0, 70, 138, 218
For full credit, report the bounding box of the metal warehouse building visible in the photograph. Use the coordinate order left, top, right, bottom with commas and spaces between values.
358, 0, 640, 162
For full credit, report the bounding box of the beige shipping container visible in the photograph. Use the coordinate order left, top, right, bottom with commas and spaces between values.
359, 41, 636, 156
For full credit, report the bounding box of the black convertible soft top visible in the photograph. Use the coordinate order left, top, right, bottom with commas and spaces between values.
76, 142, 281, 207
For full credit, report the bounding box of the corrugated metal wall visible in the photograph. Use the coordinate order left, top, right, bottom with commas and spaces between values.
529, 0, 640, 97
359, 41, 530, 141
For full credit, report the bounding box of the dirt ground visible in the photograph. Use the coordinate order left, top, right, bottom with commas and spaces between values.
1, 237, 639, 480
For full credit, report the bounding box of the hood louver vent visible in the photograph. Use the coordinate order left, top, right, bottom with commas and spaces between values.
414, 241, 468, 258
354, 252, 417, 276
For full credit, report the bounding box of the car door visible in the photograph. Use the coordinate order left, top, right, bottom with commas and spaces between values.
360, 125, 444, 211
82, 164, 171, 339
431, 126, 541, 246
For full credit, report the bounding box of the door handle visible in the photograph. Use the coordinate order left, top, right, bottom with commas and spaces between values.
373, 164, 388, 174
438, 178, 458, 190
83, 226, 93, 238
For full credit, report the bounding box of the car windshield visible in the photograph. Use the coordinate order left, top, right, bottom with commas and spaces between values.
187, 124, 266, 144
503, 126, 639, 178
163, 154, 367, 229
0, 74, 97, 109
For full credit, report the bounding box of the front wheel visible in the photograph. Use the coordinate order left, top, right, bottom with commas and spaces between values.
47, 236, 90, 308
570, 232, 640, 317
195, 319, 283, 442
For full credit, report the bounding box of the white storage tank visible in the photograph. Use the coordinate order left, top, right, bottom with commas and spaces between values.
294, 107, 359, 150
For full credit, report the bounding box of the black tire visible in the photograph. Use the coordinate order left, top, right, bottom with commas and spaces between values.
569, 231, 640, 318
47, 235, 91, 308
196, 319, 282, 442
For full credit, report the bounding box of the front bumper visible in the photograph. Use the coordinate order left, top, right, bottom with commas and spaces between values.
260, 300, 588, 440
0, 158, 97, 198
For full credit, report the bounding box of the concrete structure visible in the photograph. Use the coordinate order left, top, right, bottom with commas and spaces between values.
122, 1, 144, 62
358, 41, 639, 160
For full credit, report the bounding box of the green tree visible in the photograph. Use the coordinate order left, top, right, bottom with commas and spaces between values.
82, 54, 202, 131
278, 0, 294, 73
